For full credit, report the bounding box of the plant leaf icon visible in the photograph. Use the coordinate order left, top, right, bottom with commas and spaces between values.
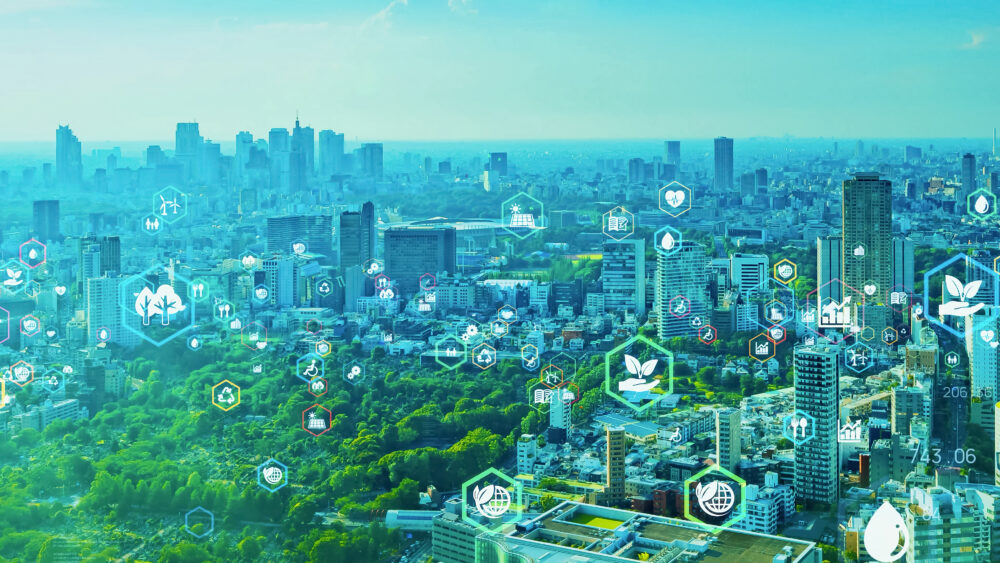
963, 279, 982, 300
473, 484, 494, 506
945, 275, 963, 299
624, 354, 642, 376
640, 359, 658, 377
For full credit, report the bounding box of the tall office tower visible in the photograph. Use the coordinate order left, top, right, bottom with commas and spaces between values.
730, 253, 768, 296
384, 226, 457, 295
715, 408, 741, 473
266, 215, 334, 261
174, 122, 202, 181
627, 158, 646, 183
269, 128, 291, 191
655, 241, 709, 339
907, 487, 980, 561
965, 249, 997, 309
664, 141, 681, 166
739, 173, 755, 197
903, 145, 922, 163
145, 145, 165, 167
754, 168, 768, 190
842, 173, 892, 332
549, 390, 571, 431
339, 202, 376, 270
291, 117, 315, 174
961, 153, 977, 209
318, 130, 344, 177
891, 383, 930, 435
77, 235, 121, 292
890, 237, 915, 292
260, 256, 300, 308
601, 240, 646, 316
967, 306, 1000, 397
517, 434, 537, 475
86, 276, 137, 347
32, 200, 60, 243
793, 345, 839, 507
605, 426, 626, 506
199, 141, 221, 185
713, 137, 734, 192
235, 131, 253, 182
817, 236, 843, 306
361, 143, 384, 180
55, 125, 82, 186
489, 152, 508, 177
343, 265, 366, 313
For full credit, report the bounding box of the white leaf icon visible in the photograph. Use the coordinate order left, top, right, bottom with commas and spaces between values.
964, 279, 983, 300
945, 275, 963, 298
695, 481, 719, 503
640, 359, 658, 377
624, 354, 642, 376
474, 485, 494, 506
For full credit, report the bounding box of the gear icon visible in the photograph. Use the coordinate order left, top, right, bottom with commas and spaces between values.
467, 325, 478, 336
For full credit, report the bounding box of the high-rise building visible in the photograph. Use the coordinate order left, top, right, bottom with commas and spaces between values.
793, 345, 839, 507
268, 127, 291, 191
656, 241, 709, 339
605, 426, 626, 506
713, 137, 734, 192
260, 256, 300, 308
267, 215, 333, 263
77, 235, 121, 294
339, 202, 376, 270
517, 434, 537, 475
627, 158, 646, 184
817, 235, 843, 306
489, 152, 508, 177
343, 265, 366, 314
754, 168, 768, 190
967, 306, 1000, 398
361, 143, 384, 180
55, 125, 82, 186
891, 237, 915, 292
318, 130, 344, 177
904, 145, 922, 163
907, 487, 981, 562
961, 153, 977, 209
843, 173, 892, 332
550, 391, 571, 431
729, 253, 768, 296
174, 122, 201, 181
235, 131, 253, 182
86, 276, 137, 347
291, 117, 315, 175
601, 239, 646, 316
995, 402, 1000, 486
384, 226, 457, 295
32, 200, 60, 243
664, 141, 681, 166
715, 408, 741, 473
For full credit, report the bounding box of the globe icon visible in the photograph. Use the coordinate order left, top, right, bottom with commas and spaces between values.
695, 480, 735, 517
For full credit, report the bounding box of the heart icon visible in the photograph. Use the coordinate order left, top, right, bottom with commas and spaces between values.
45, 329, 56, 337
864, 284, 876, 295
54, 286, 66, 296
982, 330, 996, 343
992, 342, 999, 349
664, 190, 685, 208
256, 342, 267, 349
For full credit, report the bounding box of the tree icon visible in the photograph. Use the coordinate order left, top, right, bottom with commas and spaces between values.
134, 284, 186, 326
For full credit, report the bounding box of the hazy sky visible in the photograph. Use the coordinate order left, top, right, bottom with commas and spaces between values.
1, 0, 998, 142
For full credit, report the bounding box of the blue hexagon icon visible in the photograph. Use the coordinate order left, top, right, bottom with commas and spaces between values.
184, 506, 214, 538
296, 353, 325, 383
461, 467, 523, 533
40, 369, 64, 394
923, 254, 1000, 339
844, 342, 874, 373
683, 464, 747, 532
604, 335, 674, 414
654, 226, 682, 257
1, 260, 29, 295
154, 186, 188, 225
782, 410, 816, 445
257, 459, 288, 493
501, 192, 545, 239
119, 264, 196, 347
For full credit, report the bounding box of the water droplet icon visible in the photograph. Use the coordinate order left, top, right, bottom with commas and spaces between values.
191, 338, 199, 348
863, 501, 909, 562
975, 195, 990, 214
661, 232, 675, 250
28, 249, 37, 259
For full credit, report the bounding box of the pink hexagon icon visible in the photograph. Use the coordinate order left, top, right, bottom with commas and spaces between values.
241, 321, 268, 351
95, 326, 111, 343
9, 360, 35, 387
20, 315, 41, 337
19, 239, 47, 269
302, 404, 332, 436
419, 273, 437, 291
669, 295, 691, 319
0, 306, 9, 345
305, 319, 323, 334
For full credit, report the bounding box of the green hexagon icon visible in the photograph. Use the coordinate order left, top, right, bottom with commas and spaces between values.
604, 335, 674, 414
501, 192, 545, 239
683, 463, 747, 532
461, 467, 523, 534
435, 334, 467, 371
968, 188, 997, 221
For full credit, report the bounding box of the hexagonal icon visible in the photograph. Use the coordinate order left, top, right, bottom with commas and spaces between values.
256, 458, 289, 493
19, 315, 41, 337
683, 463, 747, 532
140, 214, 163, 235
1, 260, 29, 295
43, 326, 57, 340
967, 189, 997, 221
119, 265, 197, 347
689, 315, 706, 329
861, 280, 880, 302
315, 277, 334, 297
213, 299, 236, 323
540, 364, 564, 389
944, 351, 961, 368
923, 254, 1000, 339
658, 181, 692, 217
489, 320, 509, 338
187, 278, 211, 303
414, 291, 436, 315
497, 304, 518, 324
654, 226, 683, 257
669, 295, 691, 319
995, 256, 1000, 275
604, 335, 674, 414
772, 259, 798, 286
9, 360, 35, 388
548, 352, 578, 383
461, 467, 523, 533
363, 258, 385, 278
602, 205, 634, 240
211, 380, 241, 411
40, 369, 64, 394
295, 353, 325, 383
0, 307, 9, 345
886, 284, 913, 313
252, 284, 270, 303
557, 382, 581, 407
527, 379, 553, 416
748, 333, 774, 363
241, 321, 268, 351
502, 192, 545, 239
766, 325, 786, 345
435, 334, 467, 371
154, 186, 187, 224
186, 334, 204, 351
343, 362, 366, 385
290, 239, 308, 255
18, 239, 46, 269
844, 342, 874, 373
307, 377, 328, 397
24, 280, 42, 299
521, 345, 539, 371
419, 273, 437, 291
782, 410, 816, 445
228, 316, 246, 331
95, 326, 111, 343
805, 278, 866, 345
860, 326, 876, 342
472, 344, 497, 370
881, 327, 899, 346
764, 299, 790, 326
240, 252, 264, 274
302, 403, 332, 436
184, 506, 214, 539
302, 319, 323, 334
698, 325, 718, 344
315, 340, 333, 357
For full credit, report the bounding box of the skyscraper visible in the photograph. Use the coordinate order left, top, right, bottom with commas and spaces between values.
549, 391, 571, 431
967, 306, 1000, 398
716, 408, 741, 473
605, 426, 626, 506
713, 137, 734, 192
664, 141, 681, 166
318, 130, 345, 177
361, 143, 384, 180
77, 235, 121, 294
339, 202, 376, 271
55, 125, 82, 186
269, 128, 291, 191
961, 152, 977, 209
842, 173, 892, 332
891, 237, 914, 292
86, 276, 137, 347
235, 131, 253, 182
174, 122, 201, 181
817, 236, 843, 306
291, 117, 315, 175
601, 239, 646, 316
906, 487, 980, 562
793, 345, 839, 507
32, 200, 60, 243
266, 215, 334, 263
489, 152, 508, 177
729, 253, 768, 296
384, 226, 457, 295
656, 241, 709, 339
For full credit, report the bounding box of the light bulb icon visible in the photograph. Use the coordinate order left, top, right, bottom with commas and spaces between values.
863, 501, 909, 562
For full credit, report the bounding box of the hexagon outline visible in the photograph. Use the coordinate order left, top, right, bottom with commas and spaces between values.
472, 343, 497, 370
302, 403, 332, 436
521, 344, 539, 371
749, 333, 775, 363
497, 304, 518, 324
419, 273, 437, 291
967, 188, 997, 221
307, 377, 328, 397
118, 265, 197, 347
683, 463, 747, 532
603, 205, 634, 240
540, 364, 564, 389
40, 369, 64, 395
252, 284, 270, 303
343, 362, 366, 385
256, 458, 289, 493
296, 353, 325, 383
881, 327, 899, 346
698, 324, 718, 344
18, 238, 47, 269
154, 186, 188, 224
766, 325, 787, 345
772, 258, 798, 286
603, 334, 674, 414
316, 277, 334, 297
460, 467, 523, 533
183, 506, 214, 539
658, 181, 692, 217
923, 254, 1000, 339
844, 342, 874, 373
211, 380, 241, 411
1, 260, 28, 295
140, 214, 163, 236
501, 192, 545, 240
242, 321, 268, 351
315, 340, 333, 357
19, 315, 41, 337
654, 226, 683, 257
435, 334, 468, 371
782, 410, 816, 445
